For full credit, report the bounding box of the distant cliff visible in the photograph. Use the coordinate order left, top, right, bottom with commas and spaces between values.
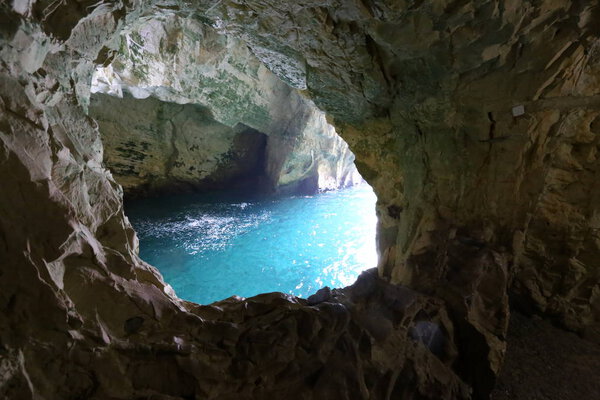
89, 15, 361, 196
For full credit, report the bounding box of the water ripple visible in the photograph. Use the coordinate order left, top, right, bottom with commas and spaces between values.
127, 184, 377, 304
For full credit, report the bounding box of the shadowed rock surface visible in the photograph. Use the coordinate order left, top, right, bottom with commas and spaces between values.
492, 312, 600, 400
1, 0, 599, 399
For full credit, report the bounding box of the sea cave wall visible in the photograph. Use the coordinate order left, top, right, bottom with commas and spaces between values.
0, 1, 599, 399
89, 15, 361, 196
89, 92, 269, 195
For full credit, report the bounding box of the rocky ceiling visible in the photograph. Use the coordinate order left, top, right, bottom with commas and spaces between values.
0, 0, 599, 399
88, 14, 361, 197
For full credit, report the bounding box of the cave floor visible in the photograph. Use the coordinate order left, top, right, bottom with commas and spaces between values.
491, 312, 600, 400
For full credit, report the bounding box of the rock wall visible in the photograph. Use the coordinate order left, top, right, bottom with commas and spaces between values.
90, 15, 361, 195
89, 93, 268, 196
1, 1, 599, 399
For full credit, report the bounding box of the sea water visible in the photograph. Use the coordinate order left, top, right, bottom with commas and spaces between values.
126, 183, 378, 304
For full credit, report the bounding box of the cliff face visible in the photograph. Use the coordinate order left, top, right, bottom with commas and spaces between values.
90, 15, 361, 195
1, 1, 599, 399
89, 93, 268, 196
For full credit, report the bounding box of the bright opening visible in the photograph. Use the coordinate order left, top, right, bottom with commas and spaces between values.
125, 184, 377, 304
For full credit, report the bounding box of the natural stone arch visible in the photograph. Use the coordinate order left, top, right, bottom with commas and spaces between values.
1, 1, 599, 399
87, 14, 361, 197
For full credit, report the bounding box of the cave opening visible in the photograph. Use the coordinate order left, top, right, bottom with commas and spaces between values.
123, 179, 377, 304
86, 14, 378, 304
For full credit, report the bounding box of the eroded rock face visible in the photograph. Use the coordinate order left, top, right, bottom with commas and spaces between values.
90, 15, 361, 195
1, 0, 599, 399
89, 93, 268, 196
164, 0, 600, 335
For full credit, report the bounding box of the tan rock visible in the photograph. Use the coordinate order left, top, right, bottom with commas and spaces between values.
90, 15, 361, 195
1, 1, 599, 399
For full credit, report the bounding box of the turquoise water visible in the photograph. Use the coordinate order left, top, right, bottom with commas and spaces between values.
126, 184, 378, 304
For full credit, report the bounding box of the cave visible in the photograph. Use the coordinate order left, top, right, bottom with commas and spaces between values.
1, 1, 600, 400
84, 17, 376, 303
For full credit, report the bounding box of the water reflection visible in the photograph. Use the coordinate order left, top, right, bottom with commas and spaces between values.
127, 183, 378, 304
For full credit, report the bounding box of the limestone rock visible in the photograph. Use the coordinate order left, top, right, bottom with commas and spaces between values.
90, 15, 361, 195
1, 0, 600, 399
89, 92, 268, 196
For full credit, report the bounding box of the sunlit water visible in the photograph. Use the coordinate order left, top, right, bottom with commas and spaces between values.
126, 183, 378, 304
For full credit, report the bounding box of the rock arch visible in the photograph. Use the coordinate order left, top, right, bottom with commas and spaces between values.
1, 1, 599, 399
